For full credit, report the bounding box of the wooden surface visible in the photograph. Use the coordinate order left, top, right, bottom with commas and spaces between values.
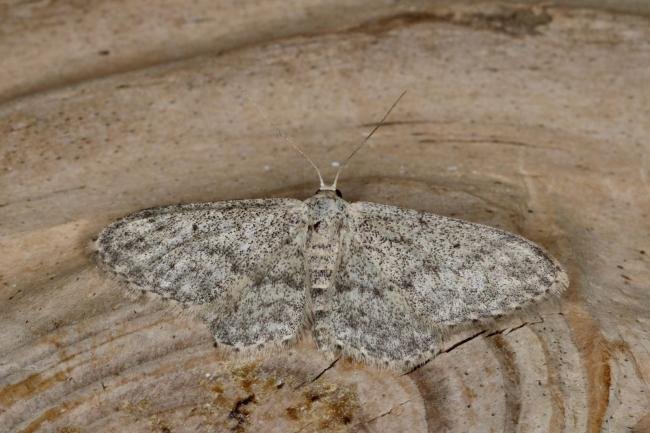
1, 1, 649, 432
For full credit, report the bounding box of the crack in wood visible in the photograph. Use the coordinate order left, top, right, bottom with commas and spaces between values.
403, 330, 487, 376
403, 317, 550, 376
293, 357, 340, 390
0, 185, 87, 208
417, 137, 568, 153
363, 399, 411, 425
485, 319, 545, 338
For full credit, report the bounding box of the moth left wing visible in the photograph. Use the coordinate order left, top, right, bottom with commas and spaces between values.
314, 201, 567, 370
97, 199, 310, 349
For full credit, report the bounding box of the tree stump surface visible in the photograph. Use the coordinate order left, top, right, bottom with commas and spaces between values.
1, 2, 649, 432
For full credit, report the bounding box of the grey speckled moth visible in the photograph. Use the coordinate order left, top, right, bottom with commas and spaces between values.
97, 93, 568, 371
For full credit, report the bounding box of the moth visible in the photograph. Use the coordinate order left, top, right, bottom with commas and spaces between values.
97, 93, 568, 371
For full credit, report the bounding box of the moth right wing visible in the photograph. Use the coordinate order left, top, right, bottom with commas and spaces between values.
97, 199, 310, 349
314, 201, 568, 370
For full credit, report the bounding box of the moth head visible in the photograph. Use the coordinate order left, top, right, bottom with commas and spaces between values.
315, 187, 343, 198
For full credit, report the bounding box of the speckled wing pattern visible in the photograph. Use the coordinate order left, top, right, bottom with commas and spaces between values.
97, 199, 310, 349
314, 201, 568, 369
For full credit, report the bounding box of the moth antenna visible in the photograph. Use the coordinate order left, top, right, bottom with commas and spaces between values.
275, 129, 326, 189
241, 94, 325, 188
332, 90, 407, 190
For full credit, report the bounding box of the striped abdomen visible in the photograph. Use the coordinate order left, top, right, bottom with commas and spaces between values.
306, 220, 341, 314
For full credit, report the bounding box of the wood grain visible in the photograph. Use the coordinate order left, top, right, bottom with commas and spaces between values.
1, 2, 649, 432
